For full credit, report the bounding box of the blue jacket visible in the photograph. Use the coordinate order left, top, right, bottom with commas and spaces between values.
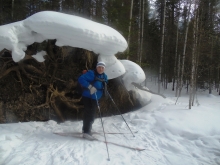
78, 70, 108, 100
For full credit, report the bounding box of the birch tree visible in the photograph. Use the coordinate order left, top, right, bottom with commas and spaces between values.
192, 3, 201, 105
178, 0, 192, 97
189, 0, 198, 109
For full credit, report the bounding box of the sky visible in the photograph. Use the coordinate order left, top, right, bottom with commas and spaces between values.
0, 11, 220, 165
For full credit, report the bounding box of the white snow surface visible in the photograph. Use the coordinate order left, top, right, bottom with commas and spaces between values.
133, 87, 152, 106
0, 11, 127, 62
0, 83, 220, 165
98, 55, 126, 79
120, 60, 146, 91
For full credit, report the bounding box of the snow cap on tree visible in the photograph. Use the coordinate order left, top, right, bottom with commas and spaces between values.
96, 61, 106, 68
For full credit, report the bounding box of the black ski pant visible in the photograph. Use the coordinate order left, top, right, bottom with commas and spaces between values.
82, 96, 97, 134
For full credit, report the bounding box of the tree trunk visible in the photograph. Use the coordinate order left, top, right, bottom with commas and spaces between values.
137, 0, 142, 62
209, 37, 214, 94
139, 0, 145, 66
178, 1, 192, 97
126, 0, 134, 59
59, 0, 62, 12
11, 0, 14, 20
173, 3, 180, 92
83, 0, 91, 18
96, 0, 103, 22
189, 1, 198, 109
172, 25, 179, 91
158, 0, 166, 94
192, 5, 201, 106
218, 66, 220, 95
175, 53, 181, 97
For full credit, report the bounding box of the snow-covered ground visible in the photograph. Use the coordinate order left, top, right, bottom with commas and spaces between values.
1, 82, 220, 165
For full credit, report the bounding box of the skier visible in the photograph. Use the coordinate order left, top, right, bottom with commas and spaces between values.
78, 61, 108, 140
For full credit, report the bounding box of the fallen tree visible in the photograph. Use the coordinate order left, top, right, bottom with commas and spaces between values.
0, 40, 139, 123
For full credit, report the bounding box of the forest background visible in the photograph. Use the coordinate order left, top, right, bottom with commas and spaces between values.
0, 0, 219, 123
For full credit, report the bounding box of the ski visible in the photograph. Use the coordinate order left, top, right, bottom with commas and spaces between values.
53, 132, 144, 151
93, 130, 138, 135
98, 139, 145, 151
54, 131, 138, 135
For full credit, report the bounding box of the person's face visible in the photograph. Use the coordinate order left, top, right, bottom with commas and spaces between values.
96, 66, 105, 74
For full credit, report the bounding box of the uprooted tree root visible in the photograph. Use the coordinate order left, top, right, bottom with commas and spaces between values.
0, 40, 139, 123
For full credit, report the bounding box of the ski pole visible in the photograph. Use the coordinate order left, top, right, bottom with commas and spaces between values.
107, 90, 135, 137
107, 91, 135, 137
95, 93, 110, 161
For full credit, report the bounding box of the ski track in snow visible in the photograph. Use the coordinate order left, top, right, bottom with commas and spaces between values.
1, 95, 220, 165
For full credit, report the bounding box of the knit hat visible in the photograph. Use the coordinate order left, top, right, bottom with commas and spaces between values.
96, 61, 106, 68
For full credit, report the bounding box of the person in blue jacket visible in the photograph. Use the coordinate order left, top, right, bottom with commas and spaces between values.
78, 61, 108, 140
